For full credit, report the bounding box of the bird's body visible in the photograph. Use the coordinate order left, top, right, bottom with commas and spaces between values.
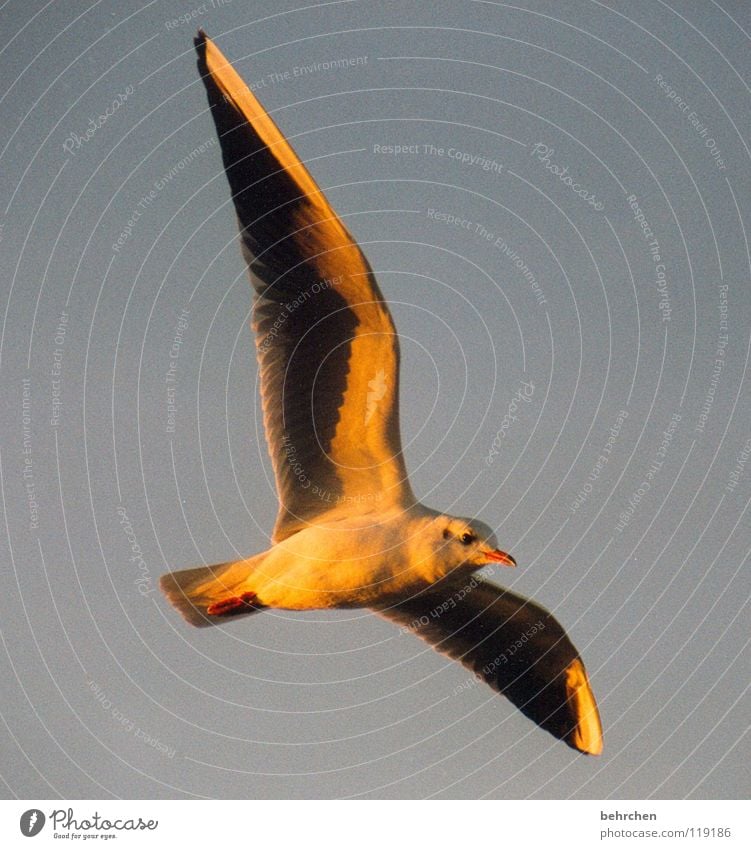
164, 506, 495, 612
256, 506, 450, 607
160, 30, 604, 756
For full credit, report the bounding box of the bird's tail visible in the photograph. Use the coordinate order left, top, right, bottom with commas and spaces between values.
160, 558, 265, 627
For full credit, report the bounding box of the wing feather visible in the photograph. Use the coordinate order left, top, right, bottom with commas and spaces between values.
375, 576, 603, 755
195, 32, 412, 541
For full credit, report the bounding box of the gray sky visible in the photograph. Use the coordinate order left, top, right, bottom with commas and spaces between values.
0, 0, 749, 799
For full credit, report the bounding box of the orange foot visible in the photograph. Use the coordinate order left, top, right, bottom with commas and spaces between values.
207, 592, 259, 616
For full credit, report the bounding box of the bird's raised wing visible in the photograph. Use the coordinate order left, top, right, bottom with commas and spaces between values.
195, 32, 412, 541
375, 576, 603, 754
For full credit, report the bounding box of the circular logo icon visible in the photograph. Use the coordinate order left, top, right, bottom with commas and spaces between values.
20, 809, 45, 837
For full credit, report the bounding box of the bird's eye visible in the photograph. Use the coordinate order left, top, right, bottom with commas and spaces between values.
460, 532, 475, 545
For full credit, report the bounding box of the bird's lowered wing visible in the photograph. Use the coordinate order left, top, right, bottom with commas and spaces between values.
375, 576, 603, 754
195, 32, 412, 541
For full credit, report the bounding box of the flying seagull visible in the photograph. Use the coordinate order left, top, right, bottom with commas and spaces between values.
160, 30, 603, 756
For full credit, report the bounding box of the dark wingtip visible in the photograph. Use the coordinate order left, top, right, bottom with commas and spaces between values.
194, 29, 209, 76
194, 28, 208, 51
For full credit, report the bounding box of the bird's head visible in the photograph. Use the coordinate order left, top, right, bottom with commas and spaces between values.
436, 516, 516, 570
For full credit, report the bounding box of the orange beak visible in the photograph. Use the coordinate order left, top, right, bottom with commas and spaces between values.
482, 548, 517, 567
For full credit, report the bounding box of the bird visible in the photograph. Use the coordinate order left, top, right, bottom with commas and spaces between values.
160, 30, 603, 756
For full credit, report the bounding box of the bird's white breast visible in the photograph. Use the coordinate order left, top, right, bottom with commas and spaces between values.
251, 507, 441, 608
